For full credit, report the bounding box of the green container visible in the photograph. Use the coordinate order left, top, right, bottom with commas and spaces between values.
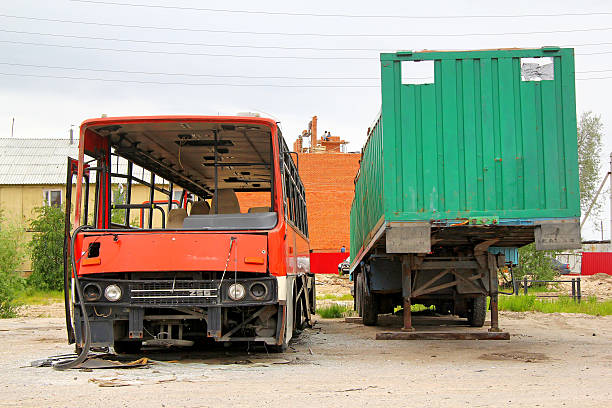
351, 48, 580, 258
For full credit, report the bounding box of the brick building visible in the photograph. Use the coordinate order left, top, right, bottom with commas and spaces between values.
298, 152, 360, 252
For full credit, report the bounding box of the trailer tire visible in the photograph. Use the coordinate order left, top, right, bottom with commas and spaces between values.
355, 273, 363, 317
359, 272, 378, 326
467, 296, 486, 327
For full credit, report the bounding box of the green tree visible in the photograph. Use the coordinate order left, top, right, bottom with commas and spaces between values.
577, 111, 604, 218
28, 206, 65, 291
111, 184, 126, 225
516, 243, 557, 281
517, 111, 602, 281
0, 211, 25, 318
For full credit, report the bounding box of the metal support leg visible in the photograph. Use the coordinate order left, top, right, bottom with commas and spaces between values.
489, 294, 500, 332
488, 254, 501, 332
402, 256, 414, 332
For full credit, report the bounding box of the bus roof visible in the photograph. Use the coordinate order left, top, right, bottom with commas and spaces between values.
80, 115, 279, 197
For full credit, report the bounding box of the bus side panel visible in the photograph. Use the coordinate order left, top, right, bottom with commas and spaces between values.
74, 232, 268, 275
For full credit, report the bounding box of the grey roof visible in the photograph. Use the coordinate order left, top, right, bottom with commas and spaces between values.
0, 138, 78, 185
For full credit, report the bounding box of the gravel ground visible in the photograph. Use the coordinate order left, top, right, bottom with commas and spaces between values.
1, 310, 611, 408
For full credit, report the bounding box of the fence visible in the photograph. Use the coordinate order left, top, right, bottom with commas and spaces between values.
512, 277, 582, 302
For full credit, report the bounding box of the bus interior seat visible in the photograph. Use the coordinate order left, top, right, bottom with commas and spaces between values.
167, 208, 188, 228
190, 200, 210, 215
248, 206, 272, 213
212, 189, 241, 214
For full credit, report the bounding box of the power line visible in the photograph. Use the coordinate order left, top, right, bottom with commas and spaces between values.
0, 71, 608, 87
0, 40, 375, 60
0, 61, 608, 81
2, 39, 611, 60
2, 29, 612, 53
576, 76, 612, 80
70, 1, 612, 20
0, 62, 389, 80
0, 71, 379, 87
1, 13, 612, 38
0, 29, 381, 51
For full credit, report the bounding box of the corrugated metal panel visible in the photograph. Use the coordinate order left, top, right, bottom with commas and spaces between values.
0, 139, 152, 185
581, 252, 612, 276
380, 48, 579, 221
350, 115, 384, 258
0, 138, 78, 184
350, 48, 581, 257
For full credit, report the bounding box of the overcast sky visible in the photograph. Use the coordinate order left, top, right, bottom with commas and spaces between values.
1, 0, 610, 240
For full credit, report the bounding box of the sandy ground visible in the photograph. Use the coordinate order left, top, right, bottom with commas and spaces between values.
556, 274, 612, 300
1, 309, 611, 408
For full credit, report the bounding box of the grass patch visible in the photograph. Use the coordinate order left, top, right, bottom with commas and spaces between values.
15, 288, 64, 305
498, 295, 612, 316
316, 293, 353, 301
317, 303, 353, 318
526, 284, 559, 293
393, 304, 436, 314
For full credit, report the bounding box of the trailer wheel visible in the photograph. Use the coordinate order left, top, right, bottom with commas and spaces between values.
359, 272, 378, 326
467, 296, 486, 327
355, 273, 362, 317
113, 341, 142, 355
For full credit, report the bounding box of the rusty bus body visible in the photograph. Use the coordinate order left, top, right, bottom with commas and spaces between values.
64, 116, 314, 353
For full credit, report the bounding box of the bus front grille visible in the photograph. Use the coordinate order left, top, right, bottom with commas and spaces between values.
129, 281, 218, 305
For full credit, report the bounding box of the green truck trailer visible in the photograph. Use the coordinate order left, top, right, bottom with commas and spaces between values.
350, 47, 581, 331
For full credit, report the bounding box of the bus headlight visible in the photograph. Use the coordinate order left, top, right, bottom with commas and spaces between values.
250, 282, 267, 299
228, 283, 246, 301
104, 284, 122, 302
83, 283, 102, 302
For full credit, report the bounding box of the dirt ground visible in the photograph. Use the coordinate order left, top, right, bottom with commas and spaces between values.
2, 307, 611, 407
556, 274, 612, 300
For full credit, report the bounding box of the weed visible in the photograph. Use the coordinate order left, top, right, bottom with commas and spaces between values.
0, 212, 26, 318
498, 295, 612, 316
317, 303, 352, 318
316, 294, 354, 301
16, 288, 64, 305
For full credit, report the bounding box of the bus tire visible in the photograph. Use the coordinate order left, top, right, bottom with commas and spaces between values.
359, 272, 378, 326
293, 283, 303, 335
467, 296, 486, 327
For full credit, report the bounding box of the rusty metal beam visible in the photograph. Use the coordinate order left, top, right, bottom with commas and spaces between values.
410, 269, 450, 298
412, 273, 483, 298
376, 331, 510, 340
450, 270, 487, 295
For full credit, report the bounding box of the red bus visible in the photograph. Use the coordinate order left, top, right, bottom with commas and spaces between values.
63, 115, 314, 356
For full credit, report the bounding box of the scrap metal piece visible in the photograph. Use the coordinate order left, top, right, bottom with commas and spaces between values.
376, 331, 510, 340
386, 222, 431, 253
535, 221, 581, 250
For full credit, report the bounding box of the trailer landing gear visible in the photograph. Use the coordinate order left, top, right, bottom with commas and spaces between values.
401, 258, 414, 331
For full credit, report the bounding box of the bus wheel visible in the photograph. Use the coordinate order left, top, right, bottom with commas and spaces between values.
113, 341, 142, 354
293, 283, 303, 335
467, 296, 486, 327
359, 272, 378, 326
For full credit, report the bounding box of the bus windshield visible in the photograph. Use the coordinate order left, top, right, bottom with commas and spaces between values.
80, 118, 278, 231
